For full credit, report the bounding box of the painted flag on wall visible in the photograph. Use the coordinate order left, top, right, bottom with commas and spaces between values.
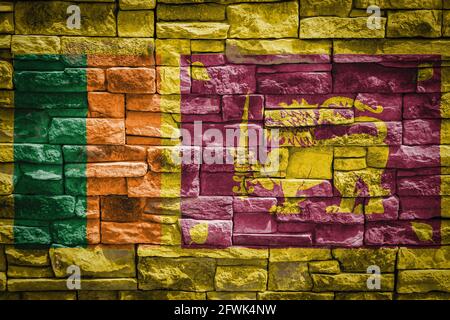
1, 52, 448, 249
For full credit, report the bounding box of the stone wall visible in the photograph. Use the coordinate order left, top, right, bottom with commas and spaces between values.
1, 0, 450, 300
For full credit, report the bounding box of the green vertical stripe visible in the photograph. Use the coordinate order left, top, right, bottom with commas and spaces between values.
13, 54, 89, 248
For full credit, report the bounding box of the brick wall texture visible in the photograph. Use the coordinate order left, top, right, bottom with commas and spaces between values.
1, 0, 450, 300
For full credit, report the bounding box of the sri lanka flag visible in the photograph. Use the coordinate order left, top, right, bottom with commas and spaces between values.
1, 47, 449, 249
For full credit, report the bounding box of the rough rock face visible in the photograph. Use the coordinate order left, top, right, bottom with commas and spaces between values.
227, 2, 299, 39
2, 0, 450, 301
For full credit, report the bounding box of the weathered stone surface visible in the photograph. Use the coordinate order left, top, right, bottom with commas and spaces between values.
355, 93, 402, 121
265, 109, 353, 127
334, 169, 395, 197
181, 196, 232, 220
62, 37, 154, 57
369, 145, 440, 169
120, 290, 205, 300
0, 272, 5, 291
334, 39, 450, 59
233, 197, 277, 213
397, 175, 444, 196
191, 65, 256, 94
207, 292, 256, 300
268, 262, 312, 291
397, 292, 450, 300
14, 69, 86, 93
7, 266, 53, 278
157, 66, 191, 94
0, 61, 12, 89
14, 144, 62, 164
334, 63, 416, 93
120, 0, 155, 10
316, 225, 363, 247
234, 233, 313, 246
404, 93, 445, 119
157, 22, 229, 39
387, 10, 441, 38
0, 246, 4, 271
138, 257, 215, 291
88, 92, 124, 119
138, 245, 268, 260
128, 171, 199, 198
246, 178, 333, 197
50, 245, 135, 278
215, 266, 267, 291
15, 2, 116, 36
51, 219, 90, 246
0, 35, 10, 48
66, 177, 127, 196
144, 198, 180, 215
300, 17, 386, 39
155, 39, 190, 66
65, 162, 147, 178
444, 11, 450, 37
365, 221, 440, 245
403, 119, 441, 145
336, 292, 393, 300
181, 95, 221, 114
398, 196, 441, 220
21, 291, 76, 300
8, 278, 137, 291
107, 68, 155, 94
181, 219, 232, 247
313, 273, 395, 292
300, 0, 352, 17
14, 163, 64, 195
126, 112, 178, 139
127, 94, 176, 113
101, 221, 160, 244
63, 145, 146, 163
258, 72, 331, 94
49, 118, 125, 145
226, 39, 331, 64
147, 146, 199, 172
0, 12, 12, 33
309, 260, 340, 274
234, 213, 276, 234
0, 91, 13, 108
222, 95, 263, 121
158, 4, 225, 21
334, 158, 366, 171
398, 270, 450, 293
0, 164, 13, 195
332, 248, 397, 272
258, 291, 334, 300
118, 10, 154, 37
365, 196, 399, 222
101, 196, 144, 222
0, 2, 13, 12
0, 196, 13, 219
0, 292, 21, 300
227, 2, 298, 39
354, 0, 441, 9
12, 109, 49, 144
5, 247, 49, 266
191, 40, 224, 53
12, 35, 60, 54
14, 195, 75, 220
398, 247, 450, 269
